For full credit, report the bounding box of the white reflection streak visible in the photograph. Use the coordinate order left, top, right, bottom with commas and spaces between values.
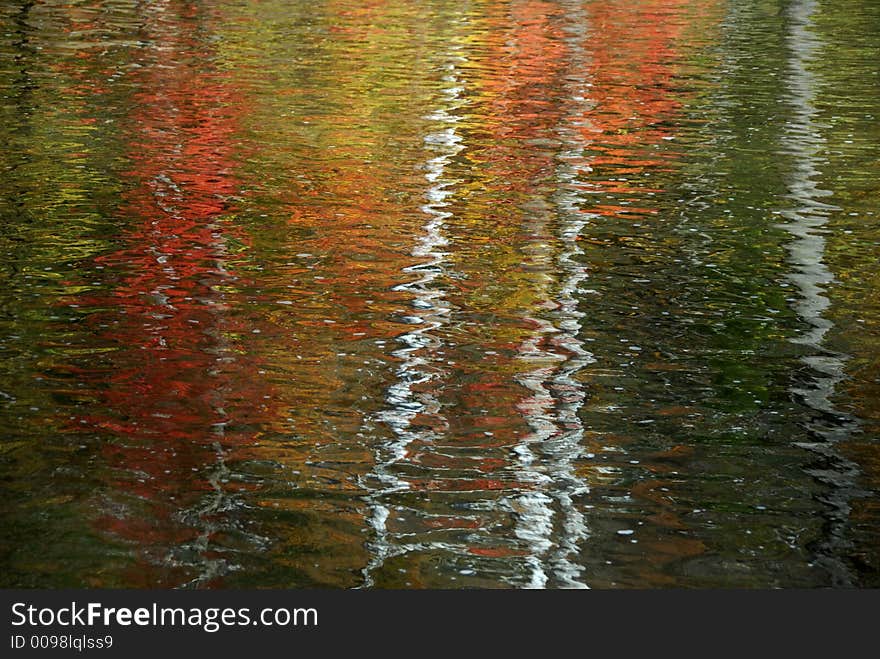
513, 325, 566, 589
546, 1, 596, 589
780, 0, 859, 586
361, 54, 465, 587
508, 3, 594, 590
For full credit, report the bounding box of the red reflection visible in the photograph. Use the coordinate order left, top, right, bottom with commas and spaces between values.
60, 0, 273, 587
576, 0, 707, 210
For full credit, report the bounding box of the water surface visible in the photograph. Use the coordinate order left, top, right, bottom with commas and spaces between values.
1, 0, 879, 588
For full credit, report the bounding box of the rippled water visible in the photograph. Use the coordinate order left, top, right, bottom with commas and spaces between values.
1, 0, 879, 588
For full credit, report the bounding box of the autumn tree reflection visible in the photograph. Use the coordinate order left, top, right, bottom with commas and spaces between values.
63, 0, 272, 587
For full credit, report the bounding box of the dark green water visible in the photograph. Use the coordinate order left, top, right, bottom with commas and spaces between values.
1, 0, 879, 588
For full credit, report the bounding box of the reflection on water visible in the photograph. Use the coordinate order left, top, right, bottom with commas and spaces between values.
363, 37, 466, 587
778, 0, 862, 587
1, 0, 879, 588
